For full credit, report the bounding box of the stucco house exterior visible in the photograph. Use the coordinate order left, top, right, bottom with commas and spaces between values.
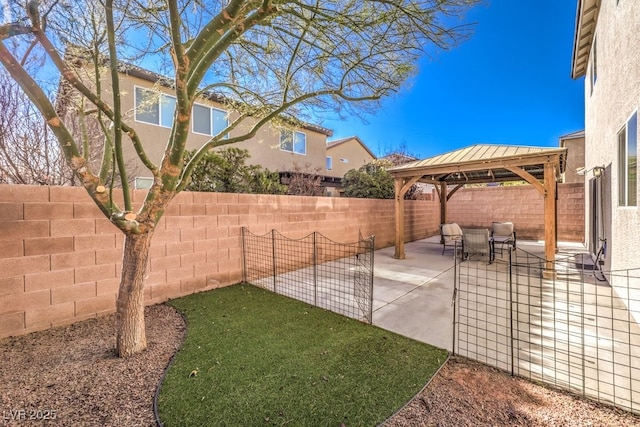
323, 136, 377, 195
64, 62, 335, 191
571, 0, 639, 272
559, 130, 585, 184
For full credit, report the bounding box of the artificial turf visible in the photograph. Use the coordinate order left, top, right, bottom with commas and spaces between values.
158, 284, 448, 426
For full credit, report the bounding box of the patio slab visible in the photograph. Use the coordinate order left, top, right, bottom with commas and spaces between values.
372, 236, 457, 351
371, 236, 586, 352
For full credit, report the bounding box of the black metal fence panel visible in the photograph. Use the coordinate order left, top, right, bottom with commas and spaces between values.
242, 228, 374, 323
453, 244, 640, 415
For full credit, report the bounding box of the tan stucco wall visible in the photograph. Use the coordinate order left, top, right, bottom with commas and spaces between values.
98, 74, 329, 179
582, 1, 640, 272
560, 136, 585, 184
326, 139, 376, 178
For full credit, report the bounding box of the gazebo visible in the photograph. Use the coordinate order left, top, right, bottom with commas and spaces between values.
388, 144, 568, 270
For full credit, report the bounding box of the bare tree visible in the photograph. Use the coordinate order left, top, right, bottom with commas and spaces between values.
0, 0, 477, 357
285, 162, 324, 196
0, 67, 73, 184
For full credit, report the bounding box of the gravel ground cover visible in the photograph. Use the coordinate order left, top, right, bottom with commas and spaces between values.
1, 303, 639, 426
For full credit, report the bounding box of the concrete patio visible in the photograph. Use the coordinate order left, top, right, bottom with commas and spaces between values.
371, 235, 588, 351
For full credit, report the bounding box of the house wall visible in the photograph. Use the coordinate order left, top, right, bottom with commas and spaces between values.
581, 1, 640, 271
326, 139, 376, 179
0, 183, 583, 339
560, 135, 585, 184
96, 73, 330, 179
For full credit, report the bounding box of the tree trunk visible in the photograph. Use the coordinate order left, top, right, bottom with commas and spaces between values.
116, 231, 153, 357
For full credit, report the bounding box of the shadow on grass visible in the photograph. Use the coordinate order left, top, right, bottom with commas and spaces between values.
158, 284, 448, 426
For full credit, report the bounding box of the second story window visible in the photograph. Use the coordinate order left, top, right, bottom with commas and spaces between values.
326, 156, 332, 170
280, 130, 306, 155
135, 86, 176, 128
193, 104, 229, 138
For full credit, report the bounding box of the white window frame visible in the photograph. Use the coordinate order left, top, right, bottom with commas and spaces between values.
326, 156, 332, 171
280, 130, 307, 155
134, 176, 154, 190
191, 102, 229, 138
618, 110, 638, 207
134, 86, 176, 128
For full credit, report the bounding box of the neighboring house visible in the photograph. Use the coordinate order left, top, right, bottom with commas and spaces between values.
571, 0, 639, 274
64, 62, 333, 190
325, 136, 377, 196
558, 130, 585, 183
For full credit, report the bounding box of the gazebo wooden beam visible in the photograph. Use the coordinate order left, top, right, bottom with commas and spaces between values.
390, 155, 560, 179
504, 166, 545, 195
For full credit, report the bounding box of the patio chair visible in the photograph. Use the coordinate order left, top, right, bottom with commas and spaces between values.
461, 228, 493, 263
440, 223, 463, 255
491, 222, 516, 256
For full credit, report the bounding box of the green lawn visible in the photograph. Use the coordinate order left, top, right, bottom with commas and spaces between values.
158, 284, 448, 426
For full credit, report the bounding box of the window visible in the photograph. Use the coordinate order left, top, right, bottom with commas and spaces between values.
326, 156, 332, 170
134, 177, 154, 190
280, 130, 306, 155
618, 111, 638, 206
134, 87, 175, 128
192, 104, 229, 137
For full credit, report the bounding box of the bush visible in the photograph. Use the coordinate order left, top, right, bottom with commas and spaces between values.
342, 160, 395, 199
185, 147, 286, 194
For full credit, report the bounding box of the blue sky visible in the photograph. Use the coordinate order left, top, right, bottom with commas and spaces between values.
323, 0, 586, 159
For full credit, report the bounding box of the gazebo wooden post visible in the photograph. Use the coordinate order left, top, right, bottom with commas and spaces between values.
394, 178, 405, 259
439, 182, 448, 225
394, 176, 423, 259
543, 162, 557, 275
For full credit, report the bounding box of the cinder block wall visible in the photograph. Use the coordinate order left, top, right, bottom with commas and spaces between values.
0, 183, 583, 339
447, 183, 584, 242
0, 185, 437, 339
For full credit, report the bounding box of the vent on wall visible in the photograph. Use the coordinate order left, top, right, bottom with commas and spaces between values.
339, 158, 348, 163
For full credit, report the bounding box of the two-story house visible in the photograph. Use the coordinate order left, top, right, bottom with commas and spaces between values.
66, 62, 335, 191
324, 136, 377, 196
571, 0, 639, 272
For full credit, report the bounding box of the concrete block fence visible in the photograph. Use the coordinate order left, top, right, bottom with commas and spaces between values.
0, 182, 582, 339
447, 182, 585, 242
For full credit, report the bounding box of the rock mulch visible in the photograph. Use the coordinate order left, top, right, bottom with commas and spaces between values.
1, 304, 639, 426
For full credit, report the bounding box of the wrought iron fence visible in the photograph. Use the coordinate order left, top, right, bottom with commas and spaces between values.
453, 243, 640, 415
241, 228, 375, 323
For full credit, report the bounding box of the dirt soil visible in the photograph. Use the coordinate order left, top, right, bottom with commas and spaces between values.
1, 304, 640, 427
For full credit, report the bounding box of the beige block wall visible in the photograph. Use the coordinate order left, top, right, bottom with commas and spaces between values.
0, 182, 582, 339
447, 183, 584, 242
0, 185, 437, 339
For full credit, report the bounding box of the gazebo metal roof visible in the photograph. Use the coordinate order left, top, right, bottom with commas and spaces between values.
388, 144, 567, 185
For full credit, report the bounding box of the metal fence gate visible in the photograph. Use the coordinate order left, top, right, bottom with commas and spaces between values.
241, 228, 375, 323
453, 246, 640, 415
